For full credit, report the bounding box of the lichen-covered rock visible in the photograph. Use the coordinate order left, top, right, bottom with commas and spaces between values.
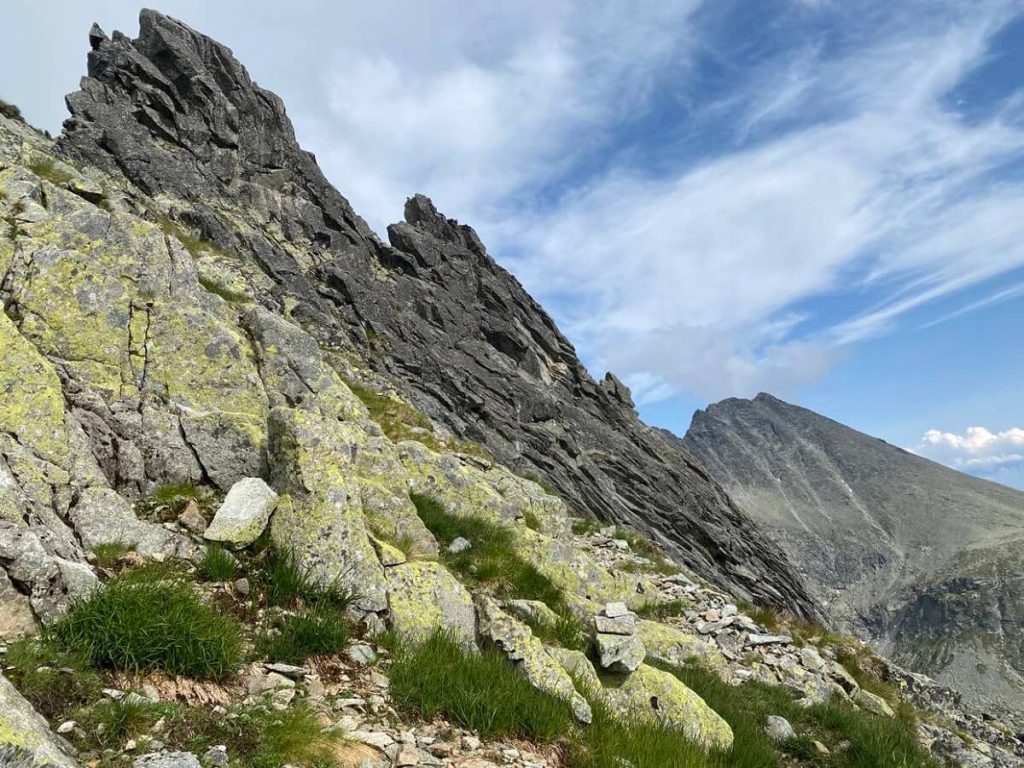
547, 647, 603, 695
602, 664, 734, 751
71, 487, 192, 559
203, 477, 277, 546
133, 752, 201, 768
636, 619, 727, 671
0, 673, 80, 767
0, 159, 268, 494
385, 561, 476, 646
476, 596, 592, 724
398, 442, 641, 605
594, 631, 645, 673
853, 688, 895, 718
502, 599, 560, 627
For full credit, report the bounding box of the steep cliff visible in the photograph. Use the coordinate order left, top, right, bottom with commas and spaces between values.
54, 10, 817, 614
684, 393, 1024, 712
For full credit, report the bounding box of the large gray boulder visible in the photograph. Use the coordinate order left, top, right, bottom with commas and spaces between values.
385, 561, 476, 646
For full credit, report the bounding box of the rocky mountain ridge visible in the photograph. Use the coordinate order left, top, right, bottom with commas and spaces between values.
683, 393, 1024, 714
0, 9, 1021, 768
55, 9, 816, 616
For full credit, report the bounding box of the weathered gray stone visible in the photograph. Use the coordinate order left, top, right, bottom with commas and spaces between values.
203, 477, 278, 546
765, 715, 796, 742
594, 632, 645, 673
133, 752, 201, 768
0, 569, 37, 639
854, 688, 895, 718
385, 561, 476, 647
71, 487, 191, 559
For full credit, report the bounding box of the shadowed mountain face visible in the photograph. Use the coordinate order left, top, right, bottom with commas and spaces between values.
684, 393, 1024, 712
55, 10, 817, 615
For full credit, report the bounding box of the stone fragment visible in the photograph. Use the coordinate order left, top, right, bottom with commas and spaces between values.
133, 753, 201, 768
765, 715, 797, 742
604, 601, 630, 618
447, 536, 472, 554
594, 632, 645, 673
747, 633, 792, 646
203, 477, 278, 546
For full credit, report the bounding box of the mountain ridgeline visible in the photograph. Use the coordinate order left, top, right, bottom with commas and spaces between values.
683, 393, 1024, 712
54, 10, 817, 615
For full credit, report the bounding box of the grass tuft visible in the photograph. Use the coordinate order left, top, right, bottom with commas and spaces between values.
389, 631, 574, 742
412, 493, 563, 607
50, 573, 243, 680
199, 544, 238, 582
91, 541, 135, 569
260, 548, 359, 609
521, 607, 589, 652
27, 157, 73, 186
75, 697, 168, 750
1, 98, 24, 122
633, 598, 690, 620
2, 639, 102, 720
255, 605, 351, 665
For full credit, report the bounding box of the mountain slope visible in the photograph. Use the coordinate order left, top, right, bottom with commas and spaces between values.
53, 10, 817, 615
683, 393, 1024, 711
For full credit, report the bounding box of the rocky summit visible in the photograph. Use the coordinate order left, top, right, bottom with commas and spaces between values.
684, 393, 1024, 713
0, 9, 1022, 768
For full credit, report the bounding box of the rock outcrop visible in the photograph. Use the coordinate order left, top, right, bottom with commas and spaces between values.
683, 393, 1024, 713
55, 9, 817, 617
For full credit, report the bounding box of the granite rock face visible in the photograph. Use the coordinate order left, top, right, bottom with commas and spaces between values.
57, 10, 816, 616
683, 393, 1024, 713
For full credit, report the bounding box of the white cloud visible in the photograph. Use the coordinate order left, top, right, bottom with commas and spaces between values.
911, 427, 1024, 476
505, 1, 1024, 402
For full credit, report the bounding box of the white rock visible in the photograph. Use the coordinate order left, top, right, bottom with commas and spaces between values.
204, 477, 278, 546
765, 715, 796, 742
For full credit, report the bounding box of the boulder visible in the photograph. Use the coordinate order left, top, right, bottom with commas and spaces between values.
765, 715, 796, 742
203, 477, 278, 546
853, 688, 895, 718
601, 664, 733, 750
385, 561, 476, 646
0, 569, 37, 639
133, 753, 201, 768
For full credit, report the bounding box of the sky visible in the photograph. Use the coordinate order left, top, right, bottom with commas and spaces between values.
3, 0, 1023, 489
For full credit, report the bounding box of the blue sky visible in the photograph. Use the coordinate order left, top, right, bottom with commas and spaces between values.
3, 0, 1023, 488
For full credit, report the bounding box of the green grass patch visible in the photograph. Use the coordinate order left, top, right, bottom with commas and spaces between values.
199, 544, 238, 582
135, 481, 220, 523
259, 547, 359, 609
50, 573, 243, 680
27, 156, 74, 186
564, 696, 723, 768
90, 541, 135, 569
198, 273, 251, 304
571, 517, 603, 536
2, 638, 102, 720
671, 662, 941, 768
523, 509, 542, 531
162, 701, 344, 768
521, 607, 589, 652
389, 631, 574, 742
411, 493, 564, 607
74, 697, 169, 751
255, 605, 351, 665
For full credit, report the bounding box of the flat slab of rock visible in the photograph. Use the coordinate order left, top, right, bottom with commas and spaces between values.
747, 633, 792, 646
204, 477, 277, 546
